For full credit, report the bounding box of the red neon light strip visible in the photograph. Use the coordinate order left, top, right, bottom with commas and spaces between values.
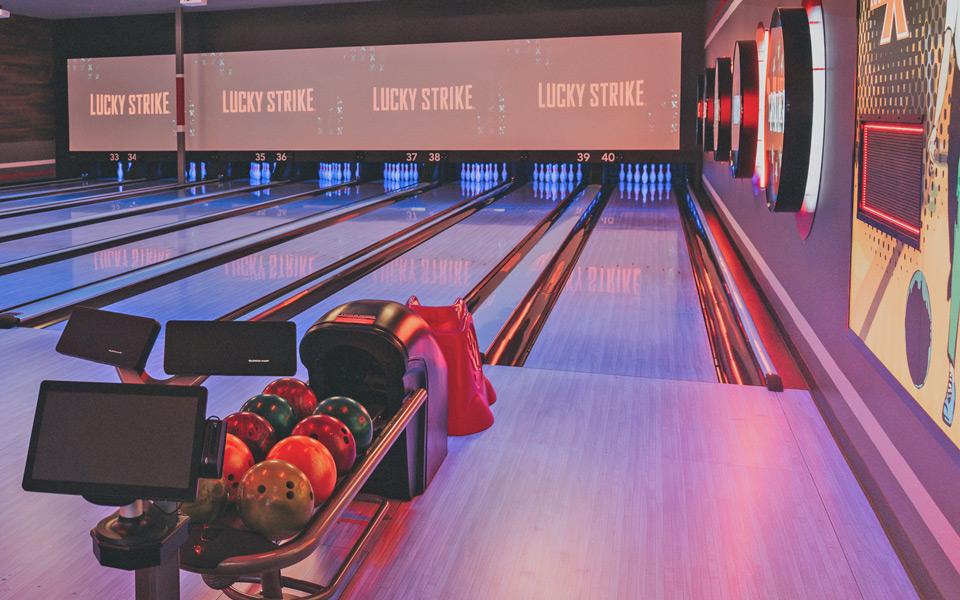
859, 204, 922, 236
863, 122, 923, 135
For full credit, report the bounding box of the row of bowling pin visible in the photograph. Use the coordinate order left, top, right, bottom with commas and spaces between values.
249, 162, 274, 182
619, 181, 671, 203
533, 179, 577, 201
319, 162, 358, 182
461, 162, 508, 183
186, 161, 207, 182
532, 163, 583, 184
618, 163, 671, 184
384, 162, 419, 182
116, 161, 134, 182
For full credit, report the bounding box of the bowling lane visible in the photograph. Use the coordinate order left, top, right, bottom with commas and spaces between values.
258, 182, 556, 380
522, 184, 717, 382
0, 179, 252, 233
0, 177, 164, 207
0, 182, 381, 310
0, 180, 324, 264
470, 181, 597, 348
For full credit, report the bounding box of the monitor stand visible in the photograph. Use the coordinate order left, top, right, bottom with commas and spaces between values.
92, 500, 190, 600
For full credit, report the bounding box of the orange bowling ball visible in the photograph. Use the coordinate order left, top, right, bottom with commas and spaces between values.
223, 433, 256, 503
267, 435, 337, 506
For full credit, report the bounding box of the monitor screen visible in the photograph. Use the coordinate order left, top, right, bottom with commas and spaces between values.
23, 381, 207, 501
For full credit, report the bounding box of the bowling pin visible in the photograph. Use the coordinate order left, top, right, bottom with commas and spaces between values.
262, 162, 271, 182
251, 161, 261, 180
576, 163, 583, 182
559, 163, 567, 183
117, 161, 124, 181
188, 161, 197, 181
641, 164, 648, 184
666, 164, 672, 181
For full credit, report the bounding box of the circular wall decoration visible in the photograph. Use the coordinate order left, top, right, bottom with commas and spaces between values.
713, 57, 732, 161
703, 67, 716, 151
754, 23, 769, 189
905, 270, 932, 389
794, 0, 825, 239
764, 6, 814, 213
730, 41, 759, 178
696, 74, 705, 148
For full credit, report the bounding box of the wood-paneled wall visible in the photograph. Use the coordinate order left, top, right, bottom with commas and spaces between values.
0, 15, 55, 145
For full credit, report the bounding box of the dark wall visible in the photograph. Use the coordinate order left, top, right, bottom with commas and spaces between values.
52, 0, 704, 161
0, 14, 56, 173
702, 1, 960, 597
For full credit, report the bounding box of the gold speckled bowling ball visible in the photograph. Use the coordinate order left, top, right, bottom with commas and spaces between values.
238, 459, 314, 540
181, 477, 227, 523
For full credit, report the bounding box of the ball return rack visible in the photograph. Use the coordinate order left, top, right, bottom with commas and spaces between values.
24, 306, 445, 600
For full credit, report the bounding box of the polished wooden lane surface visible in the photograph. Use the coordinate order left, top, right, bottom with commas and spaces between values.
524, 185, 717, 383
0, 182, 372, 310
335, 366, 916, 600
0, 329, 915, 599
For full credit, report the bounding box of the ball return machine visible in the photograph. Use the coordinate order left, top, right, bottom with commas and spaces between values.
22, 301, 448, 599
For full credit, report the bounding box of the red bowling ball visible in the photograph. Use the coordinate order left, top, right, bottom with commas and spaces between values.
262, 377, 318, 422
225, 411, 277, 461
292, 414, 357, 473
222, 433, 256, 503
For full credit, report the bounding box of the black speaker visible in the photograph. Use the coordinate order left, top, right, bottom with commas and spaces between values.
164, 321, 297, 376
56, 307, 160, 372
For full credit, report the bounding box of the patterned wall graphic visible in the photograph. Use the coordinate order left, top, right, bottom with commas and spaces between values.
850, 0, 960, 446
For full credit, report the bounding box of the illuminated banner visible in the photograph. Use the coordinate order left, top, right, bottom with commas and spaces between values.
68, 55, 177, 152
68, 33, 682, 152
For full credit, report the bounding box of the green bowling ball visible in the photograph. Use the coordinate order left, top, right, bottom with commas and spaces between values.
238, 460, 314, 540
315, 396, 373, 450
241, 394, 297, 439
181, 477, 227, 523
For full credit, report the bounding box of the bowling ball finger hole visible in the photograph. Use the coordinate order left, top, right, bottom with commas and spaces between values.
343, 436, 350, 444
286, 481, 294, 489
258, 485, 266, 494
227, 474, 234, 480
286, 492, 294, 500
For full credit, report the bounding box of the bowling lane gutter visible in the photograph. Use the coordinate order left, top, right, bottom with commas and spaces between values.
0, 181, 435, 329
0, 177, 219, 219
485, 184, 612, 366
0, 177, 148, 203
0, 180, 357, 276
463, 180, 587, 313
0, 179, 289, 245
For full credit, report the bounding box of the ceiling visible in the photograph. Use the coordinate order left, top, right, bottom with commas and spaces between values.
1, 0, 380, 20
